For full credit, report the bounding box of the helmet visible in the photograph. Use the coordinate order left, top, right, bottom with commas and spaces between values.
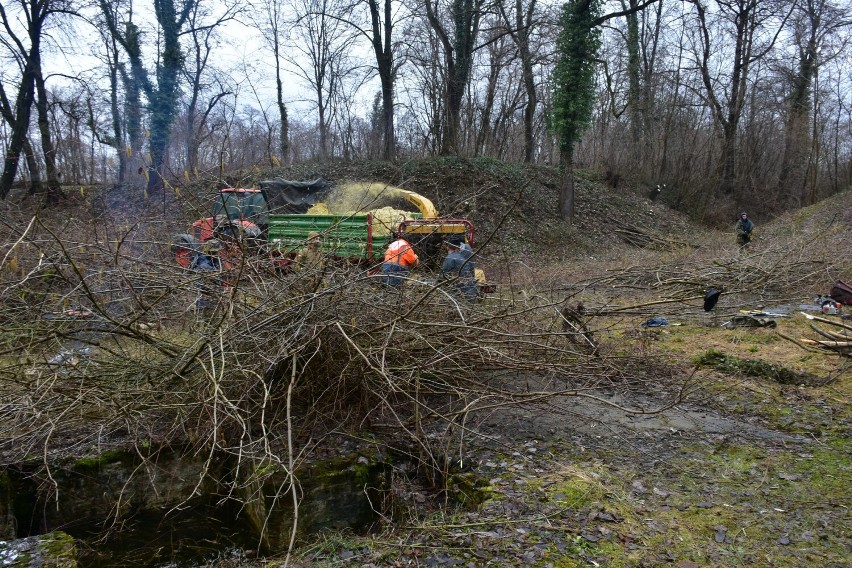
205, 239, 222, 252
740, 212, 748, 217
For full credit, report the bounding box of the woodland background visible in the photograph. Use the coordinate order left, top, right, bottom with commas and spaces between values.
1, 0, 851, 222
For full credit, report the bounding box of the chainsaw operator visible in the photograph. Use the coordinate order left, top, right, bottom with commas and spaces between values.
381, 234, 419, 286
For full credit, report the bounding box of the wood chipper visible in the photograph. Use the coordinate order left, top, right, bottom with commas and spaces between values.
171, 179, 491, 292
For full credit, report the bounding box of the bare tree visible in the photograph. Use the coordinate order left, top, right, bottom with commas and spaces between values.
50, 84, 88, 184
98, 0, 197, 195
287, 0, 359, 159
497, 0, 546, 162
0, 81, 43, 195
363, 0, 404, 160
253, 0, 293, 165
33, 65, 63, 202
399, 12, 444, 155
776, 0, 850, 206
424, 0, 484, 156
470, 20, 520, 157
182, 1, 237, 176
0, 0, 76, 201
688, 0, 790, 197
616, 0, 663, 170
88, 16, 129, 184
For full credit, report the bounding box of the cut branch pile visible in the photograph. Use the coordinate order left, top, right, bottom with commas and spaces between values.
579, 235, 847, 318
611, 218, 694, 250
0, 211, 690, 537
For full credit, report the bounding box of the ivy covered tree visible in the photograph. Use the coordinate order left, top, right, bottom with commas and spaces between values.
99, 0, 195, 196
550, 0, 601, 222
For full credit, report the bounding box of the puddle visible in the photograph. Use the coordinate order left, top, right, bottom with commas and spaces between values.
74, 501, 258, 568
3, 448, 394, 567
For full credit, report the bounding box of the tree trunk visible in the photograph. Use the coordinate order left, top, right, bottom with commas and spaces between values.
426, 0, 481, 156
719, 124, 737, 196
0, 48, 38, 200
120, 65, 144, 177
145, 17, 184, 195
380, 78, 394, 160
22, 138, 43, 195
185, 95, 199, 175
100, 1, 196, 196
108, 52, 126, 183
499, 0, 538, 163
34, 62, 64, 204
368, 0, 395, 160
777, 112, 809, 207
521, 54, 536, 163
278, 99, 290, 164
475, 43, 501, 154
517, 0, 537, 163
275, 42, 290, 164
777, 2, 820, 207
0, 78, 41, 196
624, 0, 642, 146
560, 146, 575, 223
318, 93, 329, 159
442, 72, 465, 155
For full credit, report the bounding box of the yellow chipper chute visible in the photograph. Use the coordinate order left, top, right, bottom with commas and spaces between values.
399, 190, 439, 219
398, 189, 467, 238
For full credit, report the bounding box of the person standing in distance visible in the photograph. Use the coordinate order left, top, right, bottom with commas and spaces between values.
735, 212, 754, 246
293, 231, 326, 291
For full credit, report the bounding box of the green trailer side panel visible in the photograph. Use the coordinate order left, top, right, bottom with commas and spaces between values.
268, 214, 384, 261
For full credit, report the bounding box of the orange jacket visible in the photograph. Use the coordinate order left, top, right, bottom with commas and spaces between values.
384, 239, 419, 268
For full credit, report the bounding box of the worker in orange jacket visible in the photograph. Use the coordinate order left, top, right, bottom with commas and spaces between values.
381, 235, 419, 286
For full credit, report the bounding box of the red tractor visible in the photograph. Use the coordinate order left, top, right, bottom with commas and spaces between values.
171, 187, 268, 268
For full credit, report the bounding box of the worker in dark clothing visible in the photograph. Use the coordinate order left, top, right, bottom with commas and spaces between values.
441, 236, 477, 302
191, 239, 223, 308
735, 212, 754, 246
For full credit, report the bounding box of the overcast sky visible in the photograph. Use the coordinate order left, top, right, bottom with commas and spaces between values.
19, 0, 379, 125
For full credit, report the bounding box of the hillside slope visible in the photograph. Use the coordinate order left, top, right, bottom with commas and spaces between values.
234, 157, 695, 258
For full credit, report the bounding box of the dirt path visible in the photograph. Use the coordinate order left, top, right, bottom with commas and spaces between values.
300, 367, 849, 567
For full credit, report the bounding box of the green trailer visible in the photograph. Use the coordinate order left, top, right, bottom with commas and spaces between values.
268, 213, 392, 263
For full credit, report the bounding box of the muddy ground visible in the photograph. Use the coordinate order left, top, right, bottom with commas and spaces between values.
284, 328, 849, 567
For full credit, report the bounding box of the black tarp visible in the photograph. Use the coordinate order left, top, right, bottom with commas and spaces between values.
259, 178, 333, 214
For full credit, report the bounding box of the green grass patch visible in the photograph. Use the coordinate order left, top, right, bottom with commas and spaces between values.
634, 439, 852, 566
694, 349, 816, 385
547, 475, 606, 510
